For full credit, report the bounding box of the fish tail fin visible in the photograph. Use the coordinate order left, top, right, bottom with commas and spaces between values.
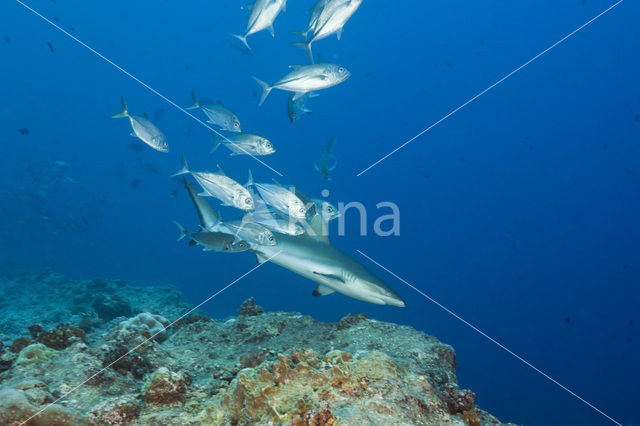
173, 221, 188, 241
313, 161, 320, 172
246, 169, 254, 188
111, 96, 130, 118
231, 33, 251, 52
172, 154, 190, 177
186, 91, 200, 109
210, 131, 222, 154
292, 41, 314, 64
251, 76, 271, 106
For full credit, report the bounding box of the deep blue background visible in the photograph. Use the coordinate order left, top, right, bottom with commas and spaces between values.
1, 0, 638, 424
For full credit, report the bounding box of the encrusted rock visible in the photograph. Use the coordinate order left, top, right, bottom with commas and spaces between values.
0, 388, 85, 425
87, 394, 140, 425
16, 343, 56, 366
116, 313, 170, 343
237, 297, 264, 316
142, 367, 187, 404
38, 324, 86, 350
93, 294, 132, 321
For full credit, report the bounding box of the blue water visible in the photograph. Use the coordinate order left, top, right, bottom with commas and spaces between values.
1, 0, 639, 424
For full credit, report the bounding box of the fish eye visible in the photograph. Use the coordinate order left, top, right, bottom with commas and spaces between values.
245, 198, 252, 204
268, 235, 274, 241
328, 206, 334, 212
234, 122, 239, 128
338, 67, 344, 73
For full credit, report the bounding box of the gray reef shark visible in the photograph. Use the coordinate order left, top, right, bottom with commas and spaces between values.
252, 217, 406, 307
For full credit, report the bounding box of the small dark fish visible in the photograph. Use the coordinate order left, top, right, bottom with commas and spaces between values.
130, 179, 140, 189
17, 128, 30, 135
3, 36, 10, 42
625, 168, 633, 175
169, 189, 179, 198
47, 42, 54, 53
565, 317, 571, 324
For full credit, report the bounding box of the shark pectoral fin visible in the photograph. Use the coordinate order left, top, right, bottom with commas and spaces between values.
312, 271, 344, 283
256, 253, 269, 264
312, 284, 336, 297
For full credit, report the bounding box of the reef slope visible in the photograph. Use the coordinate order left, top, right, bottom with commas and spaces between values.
0, 272, 514, 425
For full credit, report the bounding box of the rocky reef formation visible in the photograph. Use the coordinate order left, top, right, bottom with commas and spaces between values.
0, 271, 515, 425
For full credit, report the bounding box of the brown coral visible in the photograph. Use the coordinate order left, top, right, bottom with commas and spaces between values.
38, 324, 87, 350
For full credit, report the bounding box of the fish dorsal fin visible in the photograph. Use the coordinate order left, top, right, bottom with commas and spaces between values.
289, 65, 303, 70
306, 214, 329, 243
216, 164, 227, 176
312, 284, 335, 296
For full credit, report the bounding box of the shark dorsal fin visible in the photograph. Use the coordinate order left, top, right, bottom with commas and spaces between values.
306, 215, 329, 243
312, 284, 335, 296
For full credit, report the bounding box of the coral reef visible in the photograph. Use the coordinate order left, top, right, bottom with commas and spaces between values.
0, 271, 515, 425
115, 312, 170, 343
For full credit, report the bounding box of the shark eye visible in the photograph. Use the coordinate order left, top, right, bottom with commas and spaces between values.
268, 235, 274, 242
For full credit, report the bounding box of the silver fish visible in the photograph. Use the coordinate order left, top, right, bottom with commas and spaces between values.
295, 0, 362, 62
287, 92, 318, 123
311, 199, 340, 222
252, 227, 405, 307
221, 220, 277, 247
252, 63, 350, 106
231, 0, 287, 51
112, 97, 168, 153
314, 138, 337, 180
173, 156, 254, 211
247, 171, 307, 220
186, 92, 241, 132
211, 132, 275, 157
174, 222, 249, 252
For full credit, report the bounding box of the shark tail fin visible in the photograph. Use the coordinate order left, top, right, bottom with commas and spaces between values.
172, 154, 190, 177
292, 41, 314, 64
251, 76, 272, 106
111, 96, 130, 118
186, 91, 201, 110
231, 33, 251, 52
173, 221, 188, 241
